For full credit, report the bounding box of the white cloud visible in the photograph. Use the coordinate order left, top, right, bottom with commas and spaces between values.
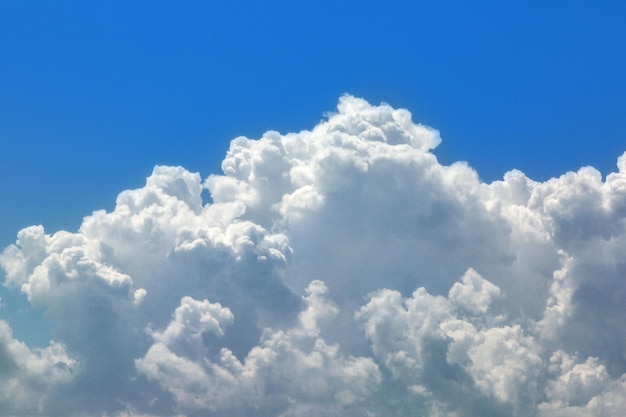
356, 271, 541, 416
0, 320, 76, 416
136, 281, 381, 416
448, 268, 502, 314
1, 95, 626, 415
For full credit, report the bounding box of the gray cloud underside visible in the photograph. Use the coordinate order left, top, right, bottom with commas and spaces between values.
2, 96, 626, 416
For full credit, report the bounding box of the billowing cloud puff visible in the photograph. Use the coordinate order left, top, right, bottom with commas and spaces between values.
1, 95, 626, 416
136, 281, 380, 416
0, 321, 75, 415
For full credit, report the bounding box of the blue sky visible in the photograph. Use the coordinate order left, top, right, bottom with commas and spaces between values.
2, 1, 625, 245
1, 2, 626, 416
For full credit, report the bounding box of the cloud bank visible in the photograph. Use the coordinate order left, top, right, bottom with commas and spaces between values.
2, 95, 626, 416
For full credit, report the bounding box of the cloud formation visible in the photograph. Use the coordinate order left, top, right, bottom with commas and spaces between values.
2, 95, 626, 416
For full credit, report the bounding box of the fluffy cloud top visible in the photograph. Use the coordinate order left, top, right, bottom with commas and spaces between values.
2, 95, 626, 416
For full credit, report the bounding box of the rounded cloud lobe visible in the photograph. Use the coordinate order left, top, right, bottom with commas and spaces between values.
2, 95, 626, 416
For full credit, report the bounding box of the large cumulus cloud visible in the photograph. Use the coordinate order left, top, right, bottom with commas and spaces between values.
2, 95, 626, 416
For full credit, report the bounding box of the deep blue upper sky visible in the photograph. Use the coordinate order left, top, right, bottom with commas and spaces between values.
2, 0, 626, 247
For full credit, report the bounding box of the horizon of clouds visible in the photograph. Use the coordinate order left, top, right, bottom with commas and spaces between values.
1, 95, 626, 416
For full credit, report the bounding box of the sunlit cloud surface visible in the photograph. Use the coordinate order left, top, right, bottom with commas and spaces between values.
2, 96, 626, 416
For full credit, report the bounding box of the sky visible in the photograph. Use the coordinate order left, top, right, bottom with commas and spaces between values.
1, 1, 626, 416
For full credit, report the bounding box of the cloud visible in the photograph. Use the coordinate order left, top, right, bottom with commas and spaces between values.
136, 281, 381, 416
0, 320, 76, 415
1, 95, 626, 416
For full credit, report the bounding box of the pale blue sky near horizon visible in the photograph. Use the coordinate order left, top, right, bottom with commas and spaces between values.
1, 0, 626, 345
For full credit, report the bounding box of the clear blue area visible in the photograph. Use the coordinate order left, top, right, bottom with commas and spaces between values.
1, 0, 625, 344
